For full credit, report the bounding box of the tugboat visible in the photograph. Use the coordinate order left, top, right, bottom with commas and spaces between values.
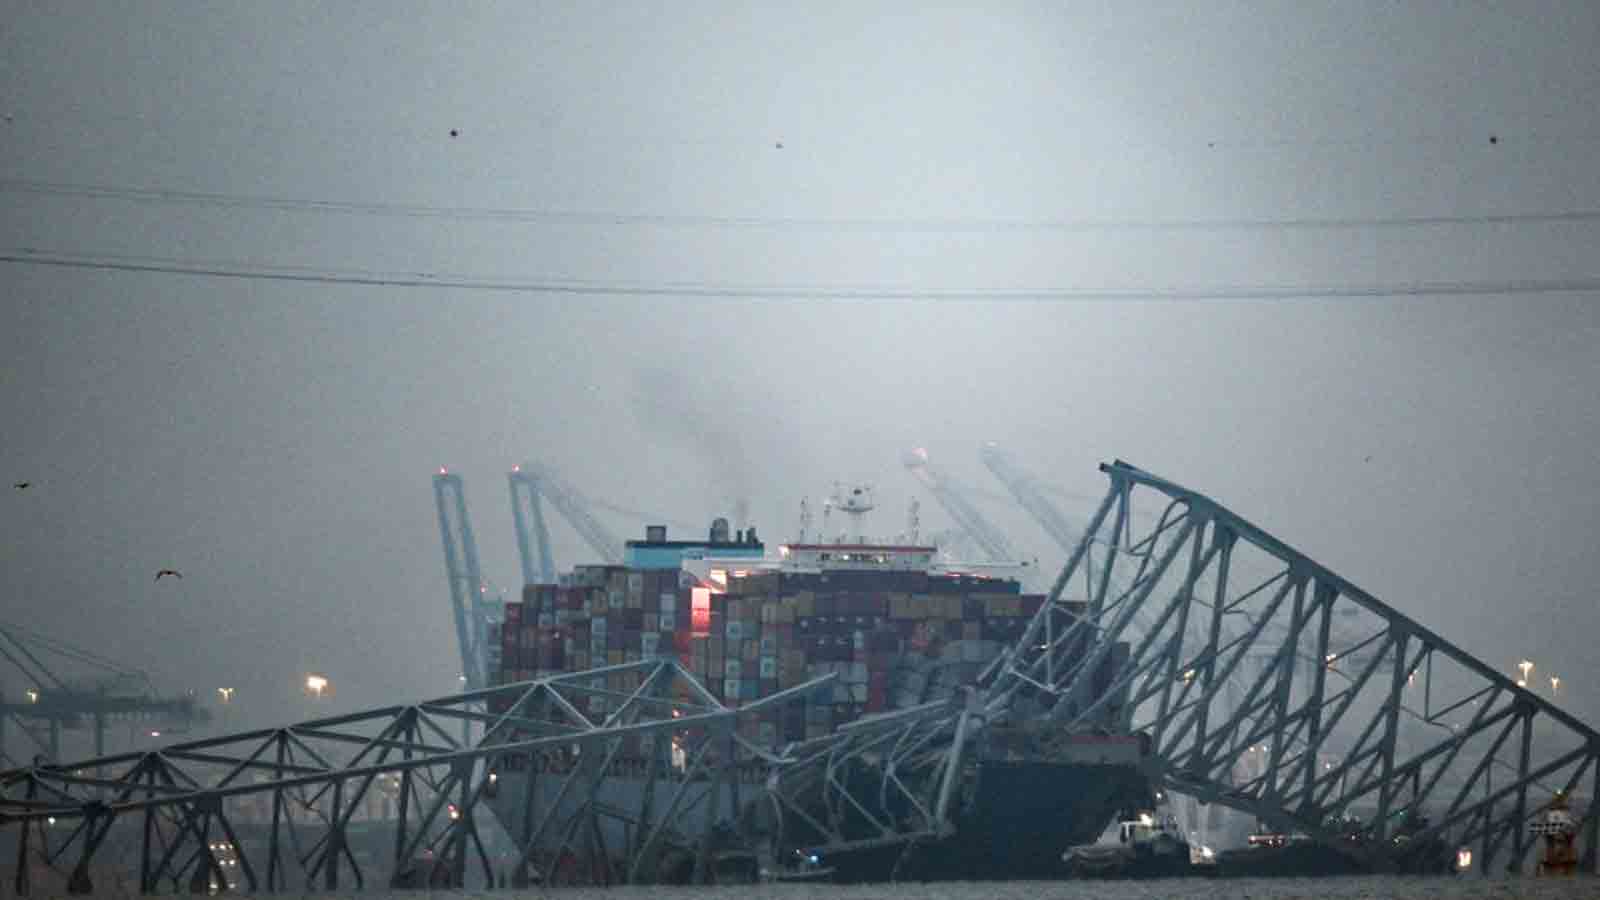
1062, 810, 1195, 878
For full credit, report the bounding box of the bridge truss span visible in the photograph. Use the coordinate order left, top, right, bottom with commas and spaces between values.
0, 660, 833, 894
989, 460, 1600, 874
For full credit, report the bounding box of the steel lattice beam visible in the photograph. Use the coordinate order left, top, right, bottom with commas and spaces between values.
1, 660, 832, 894
987, 460, 1600, 874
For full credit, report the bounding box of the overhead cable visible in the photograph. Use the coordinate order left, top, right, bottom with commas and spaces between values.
5, 177, 1600, 233
4, 246, 1598, 300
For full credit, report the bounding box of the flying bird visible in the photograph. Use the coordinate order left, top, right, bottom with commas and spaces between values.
155, 569, 183, 581
12, 481, 28, 490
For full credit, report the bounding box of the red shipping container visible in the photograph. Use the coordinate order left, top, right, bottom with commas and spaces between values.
865, 686, 887, 713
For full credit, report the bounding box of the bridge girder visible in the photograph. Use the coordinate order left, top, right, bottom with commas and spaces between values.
0, 660, 832, 894
987, 460, 1600, 874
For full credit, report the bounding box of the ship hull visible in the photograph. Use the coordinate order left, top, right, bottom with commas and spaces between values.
485, 758, 1150, 884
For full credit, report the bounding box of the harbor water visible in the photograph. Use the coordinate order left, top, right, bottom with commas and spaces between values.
210, 878, 1599, 900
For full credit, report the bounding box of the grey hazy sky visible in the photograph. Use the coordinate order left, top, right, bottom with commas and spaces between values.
2, 2, 1597, 742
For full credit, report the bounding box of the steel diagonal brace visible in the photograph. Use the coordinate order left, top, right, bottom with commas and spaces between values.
1006, 481, 1121, 691
1053, 516, 1198, 719
626, 736, 719, 883
1109, 460, 1600, 751
1404, 687, 1509, 808
1294, 630, 1400, 810
1439, 713, 1523, 825
1161, 577, 1295, 759
1409, 745, 1592, 864
1167, 577, 1295, 769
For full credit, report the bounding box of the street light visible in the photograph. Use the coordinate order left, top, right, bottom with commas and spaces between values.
1551, 676, 1561, 695
25, 688, 38, 703
217, 687, 235, 704
305, 674, 330, 699
1519, 660, 1534, 683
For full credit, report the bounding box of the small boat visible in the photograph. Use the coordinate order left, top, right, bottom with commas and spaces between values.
1062, 810, 1194, 878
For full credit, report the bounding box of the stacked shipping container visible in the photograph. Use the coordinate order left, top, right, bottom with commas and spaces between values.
490, 564, 1086, 752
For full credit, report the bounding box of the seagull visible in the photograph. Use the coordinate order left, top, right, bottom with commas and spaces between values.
12, 481, 28, 490
155, 569, 183, 581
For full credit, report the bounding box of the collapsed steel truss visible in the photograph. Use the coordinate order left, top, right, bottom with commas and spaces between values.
9, 460, 1598, 889
990, 460, 1600, 873
0, 660, 830, 894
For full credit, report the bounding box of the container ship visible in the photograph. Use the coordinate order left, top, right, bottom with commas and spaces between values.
483, 507, 1150, 882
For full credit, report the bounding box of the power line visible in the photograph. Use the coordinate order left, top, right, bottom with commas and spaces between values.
5, 176, 1600, 233
4, 246, 1598, 300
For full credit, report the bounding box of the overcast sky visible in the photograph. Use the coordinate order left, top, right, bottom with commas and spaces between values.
2, 2, 1597, 747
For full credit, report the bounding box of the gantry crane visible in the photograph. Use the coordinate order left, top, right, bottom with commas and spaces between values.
0, 622, 205, 765
432, 470, 498, 693
902, 447, 1019, 562
508, 462, 625, 583
978, 442, 1090, 554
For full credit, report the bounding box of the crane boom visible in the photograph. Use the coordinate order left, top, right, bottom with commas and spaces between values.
901, 448, 1017, 562
512, 463, 624, 566
978, 442, 1086, 553
0, 623, 205, 763
509, 469, 557, 585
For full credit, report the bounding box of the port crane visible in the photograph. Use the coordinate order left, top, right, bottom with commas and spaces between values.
432, 471, 500, 695
0, 622, 204, 765
508, 462, 625, 581
979, 442, 1092, 555
902, 448, 1019, 563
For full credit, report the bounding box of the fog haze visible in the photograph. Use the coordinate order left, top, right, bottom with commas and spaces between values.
2, 3, 1597, 740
